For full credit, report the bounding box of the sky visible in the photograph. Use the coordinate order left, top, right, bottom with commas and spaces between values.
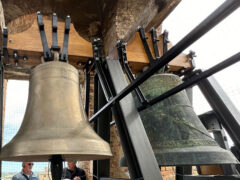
163, 0, 240, 146
2, 0, 240, 174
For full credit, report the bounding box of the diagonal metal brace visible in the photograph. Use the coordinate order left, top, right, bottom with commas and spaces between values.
59, 15, 71, 62
37, 11, 53, 61
51, 13, 60, 52
117, 40, 149, 107
92, 39, 113, 101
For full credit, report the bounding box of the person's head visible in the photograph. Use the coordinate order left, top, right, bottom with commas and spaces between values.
22, 162, 34, 174
67, 161, 77, 171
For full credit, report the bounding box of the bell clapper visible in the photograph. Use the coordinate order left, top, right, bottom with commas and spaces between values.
50, 155, 63, 180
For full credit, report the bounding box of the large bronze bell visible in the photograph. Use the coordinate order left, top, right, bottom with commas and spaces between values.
0, 61, 112, 161
121, 73, 238, 166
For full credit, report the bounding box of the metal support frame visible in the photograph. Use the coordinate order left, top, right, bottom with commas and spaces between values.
199, 111, 238, 175
0, 52, 4, 178
180, 175, 240, 180
117, 41, 148, 107
106, 59, 162, 180
1, 28, 28, 66
37, 12, 71, 62
89, 0, 240, 123
197, 74, 240, 155
93, 74, 111, 180
84, 58, 94, 116
92, 39, 163, 180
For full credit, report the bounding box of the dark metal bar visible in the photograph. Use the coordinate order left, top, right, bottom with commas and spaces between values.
117, 41, 148, 106
94, 79, 111, 178
106, 59, 163, 180
51, 13, 60, 51
182, 175, 240, 180
138, 26, 155, 64
176, 166, 192, 180
93, 74, 99, 180
138, 52, 240, 111
37, 11, 53, 61
159, 30, 169, 73
197, 74, 240, 152
89, 0, 240, 122
92, 40, 113, 100
59, 15, 71, 62
0, 56, 4, 178
150, 28, 160, 59
2, 27, 9, 65
84, 69, 90, 117
94, 58, 143, 179
162, 30, 169, 55
199, 111, 238, 175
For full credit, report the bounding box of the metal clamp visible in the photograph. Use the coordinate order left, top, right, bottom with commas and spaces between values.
92, 39, 113, 101
149, 28, 160, 60
51, 13, 60, 52
1, 28, 28, 66
59, 15, 71, 62
138, 26, 155, 66
175, 50, 196, 77
37, 11, 53, 61
117, 40, 148, 107
37, 12, 71, 62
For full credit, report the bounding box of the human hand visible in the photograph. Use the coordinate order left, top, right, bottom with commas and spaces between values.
73, 176, 81, 180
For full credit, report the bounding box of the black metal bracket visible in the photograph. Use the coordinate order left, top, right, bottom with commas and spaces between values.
162, 30, 170, 72
138, 26, 158, 67
11, 50, 28, 66
37, 11, 71, 62
92, 39, 113, 101
2, 27, 10, 65
199, 111, 239, 175
37, 11, 54, 61
117, 40, 149, 107
83, 58, 95, 117
51, 13, 61, 52
174, 50, 196, 77
59, 15, 71, 62
0, 28, 28, 66
149, 28, 160, 60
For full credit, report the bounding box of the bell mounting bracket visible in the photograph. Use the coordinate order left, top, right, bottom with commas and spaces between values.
117, 40, 149, 107
37, 11, 71, 62
0, 27, 28, 66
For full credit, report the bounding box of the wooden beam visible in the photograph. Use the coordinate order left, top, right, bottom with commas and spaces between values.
126, 32, 191, 73
4, 15, 191, 79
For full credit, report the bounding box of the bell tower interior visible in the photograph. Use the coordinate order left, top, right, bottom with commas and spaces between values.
0, 0, 239, 180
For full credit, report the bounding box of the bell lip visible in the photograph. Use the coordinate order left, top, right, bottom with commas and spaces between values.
0, 153, 113, 162
154, 146, 239, 166
120, 146, 239, 167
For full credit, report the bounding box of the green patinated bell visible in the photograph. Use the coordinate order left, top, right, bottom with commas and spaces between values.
120, 73, 238, 166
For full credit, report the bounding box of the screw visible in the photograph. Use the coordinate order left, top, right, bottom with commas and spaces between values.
23, 56, 28, 62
